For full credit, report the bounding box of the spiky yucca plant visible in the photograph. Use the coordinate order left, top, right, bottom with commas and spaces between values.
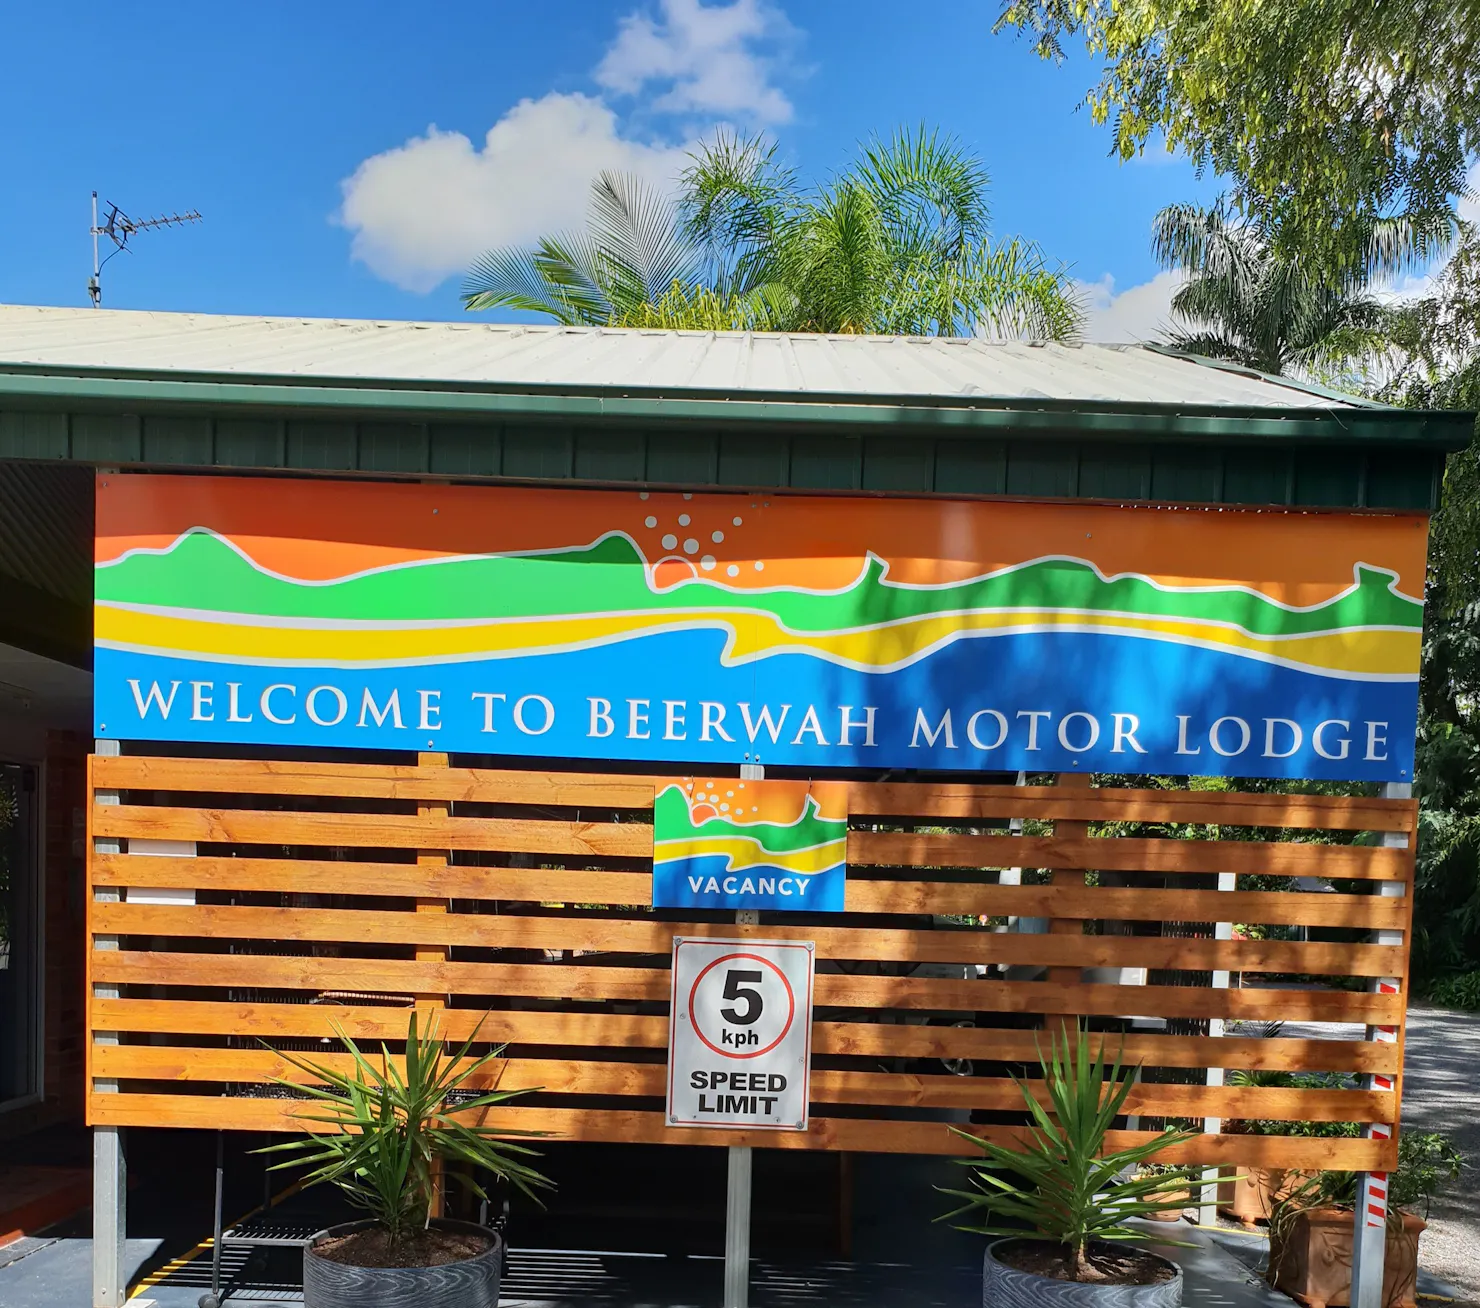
940, 1025, 1204, 1281
260, 1012, 551, 1253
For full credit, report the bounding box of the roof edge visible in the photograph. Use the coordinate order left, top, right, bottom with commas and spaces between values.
0, 363, 1472, 449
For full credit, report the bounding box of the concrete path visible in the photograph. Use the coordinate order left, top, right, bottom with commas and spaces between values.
1399, 1003, 1480, 1301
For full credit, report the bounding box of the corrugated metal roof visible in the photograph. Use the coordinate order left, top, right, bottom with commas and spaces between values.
0, 304, 1370, 411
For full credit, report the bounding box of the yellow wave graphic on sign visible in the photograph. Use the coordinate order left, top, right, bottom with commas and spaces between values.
94, 602, 1422, 681
653, 835, 846, 877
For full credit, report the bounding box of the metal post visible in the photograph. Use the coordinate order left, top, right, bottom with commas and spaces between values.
90, 192, 101, 307
722, 761, 765, 1308
1199, 871, 1236, 1226
1351, 781, 1410, 1308
93, 738, 126, 1308
724, 1141, 754, 1308
208, 1132, 225, 1307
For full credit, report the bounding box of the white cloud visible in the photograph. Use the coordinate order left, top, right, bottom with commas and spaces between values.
1075, 270, 1186, 344
339, 94, 692, 293
1460, 159, 1480, 225
596, 0, 796, 125
339, 0, 799, 293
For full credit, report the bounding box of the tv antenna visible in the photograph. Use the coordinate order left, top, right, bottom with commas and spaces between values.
88, 191, 202, 307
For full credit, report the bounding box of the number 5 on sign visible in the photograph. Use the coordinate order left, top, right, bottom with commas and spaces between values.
667, 937, 815, 1131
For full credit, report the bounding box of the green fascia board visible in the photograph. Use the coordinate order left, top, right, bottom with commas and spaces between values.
0, 365, 1471, 449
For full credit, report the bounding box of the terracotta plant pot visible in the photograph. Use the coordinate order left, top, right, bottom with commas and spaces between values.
1217, 1165, 1314, 1225
1270, 1207, 1425, 1308
982, 1238, 1183, 1307
302, 1219, 503, 1308
1143, 1190, 1190, 1223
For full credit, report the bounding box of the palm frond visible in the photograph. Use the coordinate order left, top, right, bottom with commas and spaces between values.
257, 1013, 552, 1249
939, 1024, 1206, 1272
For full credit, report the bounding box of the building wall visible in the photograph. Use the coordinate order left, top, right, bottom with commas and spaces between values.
0, 728, 88, 1140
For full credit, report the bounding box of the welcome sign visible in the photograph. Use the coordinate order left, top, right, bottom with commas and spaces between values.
93, 473, 1426, 781
652, 779, 848, 912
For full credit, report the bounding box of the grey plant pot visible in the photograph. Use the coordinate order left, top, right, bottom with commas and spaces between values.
302, 1218, 503, 1308
983, 1239, 1184, 1308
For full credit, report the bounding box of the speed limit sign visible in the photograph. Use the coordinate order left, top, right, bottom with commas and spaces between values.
667, 937, 814, 1131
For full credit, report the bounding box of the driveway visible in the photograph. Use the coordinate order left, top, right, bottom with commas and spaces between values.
1400, 1003, 1480, 1300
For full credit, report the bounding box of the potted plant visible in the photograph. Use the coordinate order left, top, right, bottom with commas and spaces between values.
1267, 1131, 1463, 1308
1136, 1163, 1191, 1223
940, 1025, 1206, 1305
1220, 1060, 1357, 1224
261, 1012, 552, 1308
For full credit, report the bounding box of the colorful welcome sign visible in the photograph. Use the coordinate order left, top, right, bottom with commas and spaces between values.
93, 473, 1426, 781
652, 779, 848, 912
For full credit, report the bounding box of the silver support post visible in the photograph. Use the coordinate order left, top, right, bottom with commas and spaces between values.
93, 738, 126, 1308
723, 761, 765, 1308
1351, 781, 1410, 1308
1199, 871, 1236, 1226
724, 1138, 754, 1308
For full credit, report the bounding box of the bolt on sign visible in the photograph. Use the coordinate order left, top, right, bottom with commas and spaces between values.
652, 778, 847, 912
667, 937, 814, 1131
94, 473, 1425, 782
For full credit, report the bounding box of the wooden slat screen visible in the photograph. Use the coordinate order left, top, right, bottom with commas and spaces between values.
86, 754, 1416, 1170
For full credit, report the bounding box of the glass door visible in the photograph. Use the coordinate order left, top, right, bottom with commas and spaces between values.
0, 763, 39, 1108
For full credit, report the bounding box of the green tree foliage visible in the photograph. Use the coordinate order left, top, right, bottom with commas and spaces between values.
1366, 229, 1480, 987
1152, 202, 1402, 374
993, 0, 1478, 268
464, 128, 1082, 340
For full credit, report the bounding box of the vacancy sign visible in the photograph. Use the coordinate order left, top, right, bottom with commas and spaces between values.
667, 937, 814, 1131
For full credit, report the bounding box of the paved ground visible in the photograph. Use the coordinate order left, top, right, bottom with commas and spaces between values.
1398, 1003, 1480, 1301
0, 1224, 1296, 1308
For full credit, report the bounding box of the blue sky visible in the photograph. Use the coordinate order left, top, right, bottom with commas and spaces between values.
1, 0, 1225, 338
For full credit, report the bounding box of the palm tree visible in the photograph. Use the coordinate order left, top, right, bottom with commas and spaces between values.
462, 171, 712, 324
680, 128, 1080, 339
1151, 201, 1449, 376
463, 129, 1082, 340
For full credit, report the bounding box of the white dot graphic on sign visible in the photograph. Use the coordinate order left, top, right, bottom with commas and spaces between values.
688, 951, 796, 1059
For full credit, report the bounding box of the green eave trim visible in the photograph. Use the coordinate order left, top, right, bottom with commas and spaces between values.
0, 365, 1471, 449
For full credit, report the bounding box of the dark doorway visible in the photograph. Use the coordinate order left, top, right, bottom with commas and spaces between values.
0, 762, 40, 1108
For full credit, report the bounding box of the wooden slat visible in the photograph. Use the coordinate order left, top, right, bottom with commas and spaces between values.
92, 805, 652, 857
849, 782, 1415, 835
92, 754, 660, 809
93, 854, 654, 904
82, 1094, 1400, 1169
846, 882, 1406, 929
91, 858, 1407, 931
89, 902, 1407, 978
850, 831, 1410, 880
88, 1045, 1394, 1122
91, 811, 1414, 882
89, 1000, 1402, 1074
91, 755, 1416, 835
88, 950, 1405, 1023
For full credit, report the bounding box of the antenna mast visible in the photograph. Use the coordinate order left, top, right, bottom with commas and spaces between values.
88, 191, 202, 307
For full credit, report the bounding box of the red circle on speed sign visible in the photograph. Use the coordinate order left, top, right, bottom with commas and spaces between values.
688, 951, 796, 1060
